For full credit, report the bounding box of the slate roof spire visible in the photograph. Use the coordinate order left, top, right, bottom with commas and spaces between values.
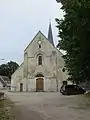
48, 22, 54, 46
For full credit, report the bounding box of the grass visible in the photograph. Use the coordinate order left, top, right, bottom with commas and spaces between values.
0, 99, 15, 120
71, 92, 90, 110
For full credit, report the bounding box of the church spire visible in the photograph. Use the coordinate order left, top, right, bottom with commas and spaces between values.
48, 22, 54, 46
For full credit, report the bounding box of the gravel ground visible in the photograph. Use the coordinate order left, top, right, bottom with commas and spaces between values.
3, 91, 90, 120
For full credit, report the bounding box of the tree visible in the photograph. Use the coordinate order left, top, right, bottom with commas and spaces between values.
0, 61, 19, 79
56, 0, 90, 84
0, 64, 8, 77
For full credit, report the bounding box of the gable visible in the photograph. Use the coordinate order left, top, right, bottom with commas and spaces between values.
24, 31, 63, 58
24, 31, 41, 52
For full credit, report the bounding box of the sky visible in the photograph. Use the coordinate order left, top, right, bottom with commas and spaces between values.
0, 0, 63, 65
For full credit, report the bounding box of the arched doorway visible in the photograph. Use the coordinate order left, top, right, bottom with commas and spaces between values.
36, 74, 44, 92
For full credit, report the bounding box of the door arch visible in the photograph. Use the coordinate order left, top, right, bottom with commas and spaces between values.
36, 74, 44, 77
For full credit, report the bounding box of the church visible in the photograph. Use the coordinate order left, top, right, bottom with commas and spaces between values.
11, 23, 68, 92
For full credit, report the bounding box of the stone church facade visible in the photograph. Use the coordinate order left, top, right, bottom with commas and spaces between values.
11, 23, 68, 92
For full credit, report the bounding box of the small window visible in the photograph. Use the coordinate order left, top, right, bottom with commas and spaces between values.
38, 56, 42, 65
39, 44, 41, 48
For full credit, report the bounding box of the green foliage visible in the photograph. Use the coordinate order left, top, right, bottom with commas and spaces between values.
0, 61, 19, 79
56, 0, 90, 84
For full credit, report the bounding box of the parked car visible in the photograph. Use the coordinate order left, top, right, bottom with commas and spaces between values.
60, 84, 86, 95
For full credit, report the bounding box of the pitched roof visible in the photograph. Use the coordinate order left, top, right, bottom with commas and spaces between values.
24, 30, 63, 56
1, 76, 10, 82
0, 76, 10, 86
48, 22, 54, 46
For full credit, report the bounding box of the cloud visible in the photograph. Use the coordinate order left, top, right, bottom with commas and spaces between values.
0, 0, 63, 64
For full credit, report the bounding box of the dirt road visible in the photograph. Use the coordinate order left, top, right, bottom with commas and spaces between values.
4, 91, 90, 120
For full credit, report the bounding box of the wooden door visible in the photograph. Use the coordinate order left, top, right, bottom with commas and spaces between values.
36, 78, 43, 91
20, 83, 23, 92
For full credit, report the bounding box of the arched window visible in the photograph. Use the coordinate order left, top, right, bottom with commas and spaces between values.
38, 55, 42, 65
